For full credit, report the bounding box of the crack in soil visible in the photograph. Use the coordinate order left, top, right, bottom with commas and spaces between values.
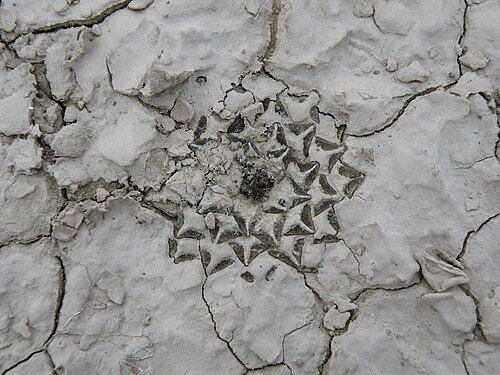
457, 0, 469, 76
348, 84, 452, 138
262, 0, 282, 64
457, 212, 499, 262
197, 244, 249, 372
44, 256, 67, 346
1, 350, 44, 375
1, 256, 66, 375
4, 0, 132, 46
347, 0, 475, 140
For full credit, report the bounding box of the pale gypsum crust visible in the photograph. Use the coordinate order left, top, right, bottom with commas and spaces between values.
0, 0, 499, 374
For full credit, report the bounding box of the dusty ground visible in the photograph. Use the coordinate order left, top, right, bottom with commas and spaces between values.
0, 0, 499, 374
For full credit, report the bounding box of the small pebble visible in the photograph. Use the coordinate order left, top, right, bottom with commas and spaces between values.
205, 213, 216, 230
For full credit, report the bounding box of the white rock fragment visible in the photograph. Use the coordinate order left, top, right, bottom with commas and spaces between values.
91, 24, 102, 36
165, 129, 194, 157
52, 203, 85, 241
212, 101, 225, 115
170, 98, 194, 123
373, 0, 415, 35
64, 105, 80, 122
50, 121, 91, 158
106, 20, 162, 95
128, 0, 154, 11
79, 6, 93, 19
465, 192, 481, 212
157, 116, 176, 133
95, 187, 110, 202
395, 61, 430, 83
449, 71, 493, 98
52, 224, 77, 242
460, 51, 489, 71
383, 59, 397, 73
324, 307, 351, 330
352, 0, 374, 18
5, 137, 43, 174
415, 251, 468, 292
52, 0, 69, 16
223, 90, 254, 117
239, 102, 264, 124
204, 212, 216, 230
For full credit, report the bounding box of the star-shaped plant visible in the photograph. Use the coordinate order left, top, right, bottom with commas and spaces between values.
165, 86, 364, 273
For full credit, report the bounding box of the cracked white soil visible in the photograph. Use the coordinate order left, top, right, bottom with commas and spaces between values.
0, 0, 499, 374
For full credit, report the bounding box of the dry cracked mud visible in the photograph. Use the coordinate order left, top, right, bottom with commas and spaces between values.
0, 0, 499, 374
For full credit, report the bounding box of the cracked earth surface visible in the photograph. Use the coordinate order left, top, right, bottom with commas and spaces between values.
0, 0, 499, 374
